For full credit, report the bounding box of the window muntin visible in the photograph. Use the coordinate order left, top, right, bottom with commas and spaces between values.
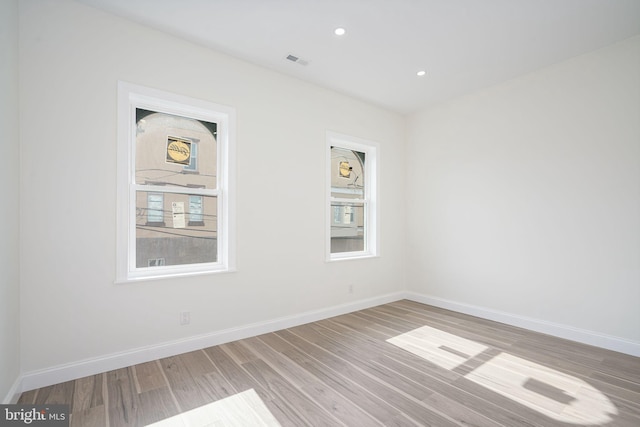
327, 132, 377, 260
117, 82, 235, 282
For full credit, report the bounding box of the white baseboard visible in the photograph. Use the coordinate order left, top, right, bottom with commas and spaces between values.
2, 376, 22, 404
405, 292, 640, 357
15, 290, 639, 396
18, 291, 405, 393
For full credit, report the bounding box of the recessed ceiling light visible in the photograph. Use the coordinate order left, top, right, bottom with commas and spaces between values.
417, 70, 426, 77
334, 27, 346, 36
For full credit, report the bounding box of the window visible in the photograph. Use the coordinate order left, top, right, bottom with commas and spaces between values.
188, 195, 204, 225
117, 82, 235, 282
184, 141, 198, 171
146, 193, 164, 225
327, 132, 378, 260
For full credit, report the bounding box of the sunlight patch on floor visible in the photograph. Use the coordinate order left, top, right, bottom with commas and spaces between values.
146, 389, 281, 427
387, 326, 617, 425
466, 352, 617, 425
387, 325, 488, 370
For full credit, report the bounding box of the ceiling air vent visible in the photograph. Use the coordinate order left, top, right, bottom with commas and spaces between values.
285, 54, 309, 66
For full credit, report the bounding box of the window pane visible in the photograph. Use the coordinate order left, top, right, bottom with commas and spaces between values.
183, 142, 198, 171
136, 192, 217, 267
189, 195, 203, 224
330, 201, 365, 253
331, 147, 365, 199
135, 110, 217, 189
146, 193, 164, 224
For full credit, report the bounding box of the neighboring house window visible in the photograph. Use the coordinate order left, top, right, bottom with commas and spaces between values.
117, 82, 236, 282
189, 195, 204, 225
327, 132, 378, 260
146, 193, 164, 224
184, 141, 198, 171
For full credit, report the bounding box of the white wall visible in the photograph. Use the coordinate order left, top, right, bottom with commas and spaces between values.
406, 36, 640, 344
0, 0, 21, 403
18, 0, 406, 375
16, 0, 639, 388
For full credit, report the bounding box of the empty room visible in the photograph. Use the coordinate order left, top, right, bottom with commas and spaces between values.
1, 0, 639, 426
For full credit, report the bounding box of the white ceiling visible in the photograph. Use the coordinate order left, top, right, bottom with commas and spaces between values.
76, 0, 640, 114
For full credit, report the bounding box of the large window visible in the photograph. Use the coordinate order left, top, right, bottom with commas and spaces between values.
327, 132, 378, 260
117, 82, 235, 282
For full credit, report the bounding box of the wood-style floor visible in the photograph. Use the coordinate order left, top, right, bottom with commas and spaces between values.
18, 300, 640, 426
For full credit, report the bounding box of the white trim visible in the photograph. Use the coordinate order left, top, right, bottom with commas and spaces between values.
116, 81, 236, 282
405, 292, 640, 357
134, 184, 218, 197
13, 291, 638, 394
326, 131, 379, 261
2, 376, 21, 404
113, 265, 237, 285
18, 292, 404, 393
330, 187, 363, 196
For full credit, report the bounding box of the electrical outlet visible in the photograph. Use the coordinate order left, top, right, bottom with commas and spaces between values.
348, 284, 354, 294
180, 311, 191, 325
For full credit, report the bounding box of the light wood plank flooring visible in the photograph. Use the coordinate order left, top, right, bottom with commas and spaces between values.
18, 300, 640, 426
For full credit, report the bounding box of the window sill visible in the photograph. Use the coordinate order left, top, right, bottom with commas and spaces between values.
115, 266, 236, 284
327, 252, 379, 262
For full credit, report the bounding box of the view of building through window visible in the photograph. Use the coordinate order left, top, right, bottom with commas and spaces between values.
135, 110, 218, 268
330, 146, 366, 254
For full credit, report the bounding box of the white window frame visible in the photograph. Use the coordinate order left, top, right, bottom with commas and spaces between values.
116, 81, 236, 282
326, 131, 378, 261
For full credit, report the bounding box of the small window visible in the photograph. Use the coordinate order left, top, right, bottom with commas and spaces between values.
184, 141, 198, 171
146, 193, 164, 225
117, 82, 236, 282
189, 195, 204, 225
327, 132, 378, 260
148, 258, 166, 267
